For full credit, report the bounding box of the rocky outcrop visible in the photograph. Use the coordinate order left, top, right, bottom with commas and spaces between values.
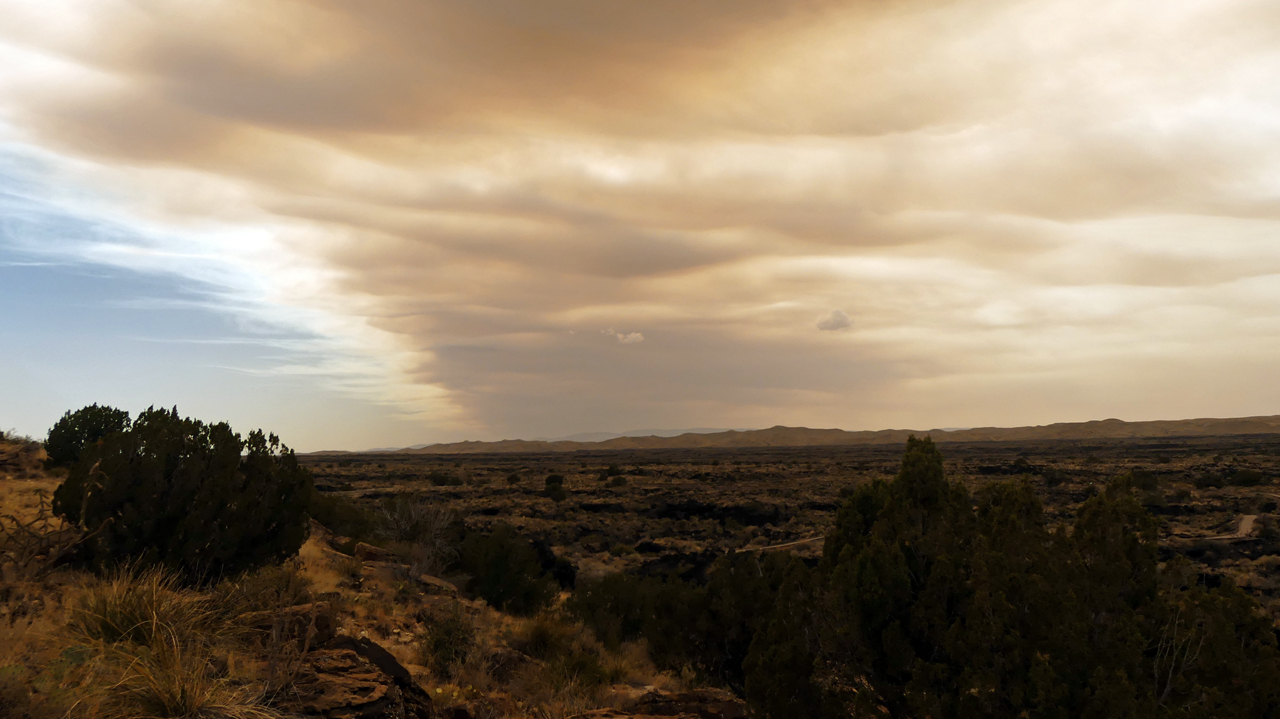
239, 602, 335, 645
627, 689, 746, 719
278, 635, 435, 719
360, 560, 460, 596
567, 689, 746, 719
355, 542, 399, 563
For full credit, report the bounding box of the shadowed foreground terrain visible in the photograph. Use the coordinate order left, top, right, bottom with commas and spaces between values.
305, 434, 1280, 621
5, 418, 1280, 718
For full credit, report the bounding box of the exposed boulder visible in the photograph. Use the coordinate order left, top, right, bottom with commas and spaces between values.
360, 560, 460, 596
279, 635, 435, 719
565, 706, 680, 711
239, 601, 335, 645
626, 689, 746, 719
566, 689, 746, 719
355, 542, 399, 562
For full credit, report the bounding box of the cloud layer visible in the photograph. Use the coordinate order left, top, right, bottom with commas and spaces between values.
2, 0, 1279, 444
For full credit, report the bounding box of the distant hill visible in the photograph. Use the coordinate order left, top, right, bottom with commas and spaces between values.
533, 428, 743, 442
365, 415, 1280, 455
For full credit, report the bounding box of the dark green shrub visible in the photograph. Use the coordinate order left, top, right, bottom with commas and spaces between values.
1125, 468, 1160, 491
1230, 468, 1265, 487
543, 475, 568, 502
427, 471, 461, 487
516, 613, 574, 660
607, 476, 627, 488
532, 538, 578, 589
45, 404, 131, 468
549, 651, 608, 688
52, 407, 313, 580
567, 572, 704, 668
1194, 472, 1226, 489
506, 473, 521, 484
308, 492, 377, 542
417, 611, 475, 678
460, 524, 556, 615
1042, 467, 1069, 487
571, 437, 1280, 719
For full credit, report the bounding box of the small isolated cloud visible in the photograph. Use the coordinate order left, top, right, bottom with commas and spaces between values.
603, 329, 645, 343
817, 309, 853, 332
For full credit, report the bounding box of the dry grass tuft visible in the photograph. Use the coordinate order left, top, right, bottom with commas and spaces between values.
66, 566, 217, 649
514, 612, 576, 662
211, 561, 312, 617
86, 633, 283, 719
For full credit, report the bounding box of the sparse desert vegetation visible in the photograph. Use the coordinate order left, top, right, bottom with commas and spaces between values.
6, 406, 1280, 717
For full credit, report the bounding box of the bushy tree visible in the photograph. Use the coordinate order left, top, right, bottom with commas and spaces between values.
45, 404, 131, 468
544, 474, 567, 502
52, 407, 313, 580
460, 523, 557, 615
570, 436, 1280, 719
794, 437, 1280, 719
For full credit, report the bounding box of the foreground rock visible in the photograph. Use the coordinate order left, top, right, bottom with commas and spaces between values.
568, 688, 746, 719
279, 634, 435, 719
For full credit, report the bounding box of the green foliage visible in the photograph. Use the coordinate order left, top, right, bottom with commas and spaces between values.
44, 404, 131, 468
307, 492, 377, 542
607, 476, 627, 488
52, 407, 313, 580
1193, 472, 1225, 489
802, 437, 1280, 718
542, 474, 568, 501
570, 436, 1280, 719
567, 571, 705, 670
427, 470, 462, 487
569, 552, 798, 690
418, 611, 475, 678
460, 523, 557, 615
1230, 468, 1266, 487
516, 613, 575, 660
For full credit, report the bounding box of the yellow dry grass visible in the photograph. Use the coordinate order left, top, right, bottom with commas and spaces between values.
0, 477, 61, 524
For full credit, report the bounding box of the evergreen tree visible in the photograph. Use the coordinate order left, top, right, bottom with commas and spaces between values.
52, 407, 313, 579
572, 437, 1280, 719
44, 403, 131, 468
460, 523, 557, 615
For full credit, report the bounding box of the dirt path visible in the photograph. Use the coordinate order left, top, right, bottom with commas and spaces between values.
1205, 514, 1258, 542
734, 536, 825, 554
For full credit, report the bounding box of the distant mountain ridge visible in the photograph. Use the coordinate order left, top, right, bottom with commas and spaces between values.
532, 428, 744, 442
329, 415, 1280, 455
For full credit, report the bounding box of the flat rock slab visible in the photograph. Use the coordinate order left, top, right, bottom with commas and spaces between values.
568, 689, 746, 719
568, 706, 696, 711
627, 689, 746, 719
279, 635, 435, 719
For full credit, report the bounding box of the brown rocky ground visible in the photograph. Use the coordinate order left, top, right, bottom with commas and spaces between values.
0, 436, 731, 719
4, 431, 1280, 718
301, 433, 1280, 622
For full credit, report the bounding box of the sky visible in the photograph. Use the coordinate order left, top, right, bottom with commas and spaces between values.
2, 0, 1279, 451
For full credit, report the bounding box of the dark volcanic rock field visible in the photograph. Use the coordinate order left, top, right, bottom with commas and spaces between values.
302, 434, 1280, 621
